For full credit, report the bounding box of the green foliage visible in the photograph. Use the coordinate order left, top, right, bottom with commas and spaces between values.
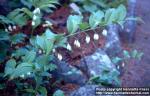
67, 15, 83, 34
7, 8, 32, 27
67, 4, 127, 33
112, 49, 144, 64
89, 64, 120, 86
89, 10, 104, 28
10, 33, 26, 44
0, 30, 10, 63
104, 4, 127, 27
53, 90, 65, 96
0, 16, 14, 25
21, 0, 59, 13
71, 0, 127, 13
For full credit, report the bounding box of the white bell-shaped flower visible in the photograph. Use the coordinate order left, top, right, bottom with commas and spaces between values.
52, 49, 56, 53
67, 43, 72, 51
85, 36, 90, 44
57, 53, 63, 61
74, 40, 80, 48
102, 29, 108, 36
32, 21, 35, 26
8, 25, 12, 31
27, 72, 31, 75
33, 15, 37, 20
33, 8, 40, 14
13, 25, 17, 30
93, 33, 99, 40
38, 49, 42, 54
20, 74, 25, 78
5, 28, 8, 32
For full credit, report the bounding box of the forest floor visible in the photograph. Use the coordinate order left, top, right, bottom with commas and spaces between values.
121, 0, 150, 87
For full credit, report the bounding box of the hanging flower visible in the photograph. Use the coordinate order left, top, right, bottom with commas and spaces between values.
117, 65, 120, 69
122, 62, 125, 67
93, 33, 99, 40
27, 72, 31, 75
13, 25, 17, 30
33, 8, 40, 14
85, 36, 90, 44
74, 40, 80, 48
57, 53, 63, 61
33, 15, 37, 20
102, 29, 108, 36
52, 49, 56, 53
38, 49, 42, 54
20, 74, 25, 78
67, 43, 72, 51
5, 28, 8, 32
8, 25, 12, 31
32, 21, 35, 26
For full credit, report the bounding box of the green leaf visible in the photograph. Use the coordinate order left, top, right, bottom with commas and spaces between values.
89, 10, 104, 28
10, 33, 26, 44
79, 22, 89, 30
131, 50, 138, 58
12, 63, 33, 78
105, 8, 116, 24
45, 29, 56, 40
12, 48, 28, 58
123, 50, 130, 58
36, 34, 54, 55
136, 52, 144, 60
112, 57, 122, 64
24, 88, 35, 94
22, 51, 36, 63
7, 8, 30, 27
53, 90, 65, 96
67, 15, 82, 34
4, 59, 16, 76
38, 86, 47, 96
46, 64, 57, 71
116, 4, 127, 21
0, 30, 9, 41
0, 15, 14, 24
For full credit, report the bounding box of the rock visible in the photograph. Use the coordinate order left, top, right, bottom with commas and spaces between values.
51, 58, 87, 85
70, 85, 99, 96
80, 49, 120, 86
83, 49, 115, 76
104, 24, 122, 57
121, 0, 137, 43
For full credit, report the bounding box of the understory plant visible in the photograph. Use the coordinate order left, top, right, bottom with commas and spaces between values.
0, 1, 142, 95
71, 0, 127, 13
